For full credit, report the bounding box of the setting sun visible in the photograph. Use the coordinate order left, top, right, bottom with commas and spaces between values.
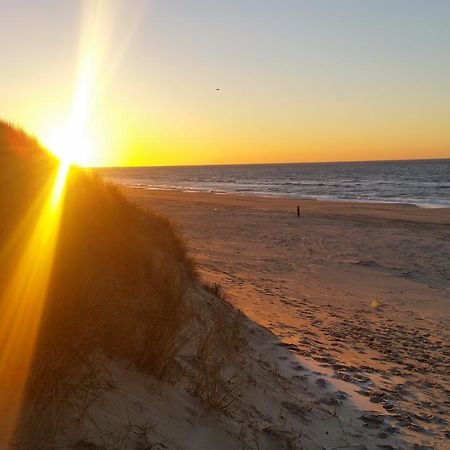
41, 124, 95, 167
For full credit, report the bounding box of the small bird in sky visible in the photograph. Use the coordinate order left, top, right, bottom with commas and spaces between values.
216, 88, 220, 91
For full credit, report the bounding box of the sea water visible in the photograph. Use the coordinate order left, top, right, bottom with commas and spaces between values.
99, 159, 450, 208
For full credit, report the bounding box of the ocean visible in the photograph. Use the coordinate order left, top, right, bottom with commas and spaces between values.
99, 159, 450, 208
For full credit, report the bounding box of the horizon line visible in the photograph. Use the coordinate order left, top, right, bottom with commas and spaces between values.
90, 156, 450, 170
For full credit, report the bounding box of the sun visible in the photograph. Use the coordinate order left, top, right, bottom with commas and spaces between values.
41, 123, 95, 167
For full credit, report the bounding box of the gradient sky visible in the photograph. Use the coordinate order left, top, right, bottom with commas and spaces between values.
0, 0, 449, 166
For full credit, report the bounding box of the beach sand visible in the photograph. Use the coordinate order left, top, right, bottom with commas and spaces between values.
123, 188, 450, 449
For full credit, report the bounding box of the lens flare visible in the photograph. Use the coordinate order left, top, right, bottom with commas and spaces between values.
40, 47, 98, 166
0, 3, 126, 444
40, 0, 122, 167
0, 162, 69, 446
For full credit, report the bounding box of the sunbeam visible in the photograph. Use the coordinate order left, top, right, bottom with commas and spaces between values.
40, 0, 121, 167
0, 1, 133, 445
0, 162, 69, 446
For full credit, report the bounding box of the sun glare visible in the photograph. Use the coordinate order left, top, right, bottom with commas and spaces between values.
0, 2, 120, 445
40, 0, 112, 168
0, 51, 92, 444
42, 124, 95, 167
0, 163, 68, 446
41, 63, 97, 167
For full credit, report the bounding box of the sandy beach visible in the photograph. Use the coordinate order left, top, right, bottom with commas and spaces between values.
123, 187, 450, 449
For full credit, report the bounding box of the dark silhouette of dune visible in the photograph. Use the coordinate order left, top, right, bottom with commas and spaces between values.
0, 121, 199, 444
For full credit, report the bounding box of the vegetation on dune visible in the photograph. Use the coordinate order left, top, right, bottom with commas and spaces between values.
43, 166, 194, 371
0, 123, 54, 245
0, 121, 245, 447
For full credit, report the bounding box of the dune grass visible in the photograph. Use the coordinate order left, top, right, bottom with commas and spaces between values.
0, 121, 247, 448
0, 122, 200, 440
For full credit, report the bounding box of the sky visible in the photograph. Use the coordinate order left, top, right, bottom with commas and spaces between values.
0, 0, 449, 167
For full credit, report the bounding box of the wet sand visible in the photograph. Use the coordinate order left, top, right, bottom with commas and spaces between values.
123, 188, 450, 449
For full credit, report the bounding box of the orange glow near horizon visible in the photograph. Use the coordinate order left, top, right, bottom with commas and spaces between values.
0, 162, 69, 447
1, 1, 449, 167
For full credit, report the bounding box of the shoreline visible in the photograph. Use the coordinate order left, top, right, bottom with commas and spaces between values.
121, 186, 450, 225
113, 183, 450, 210
117, 183, 450, 210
